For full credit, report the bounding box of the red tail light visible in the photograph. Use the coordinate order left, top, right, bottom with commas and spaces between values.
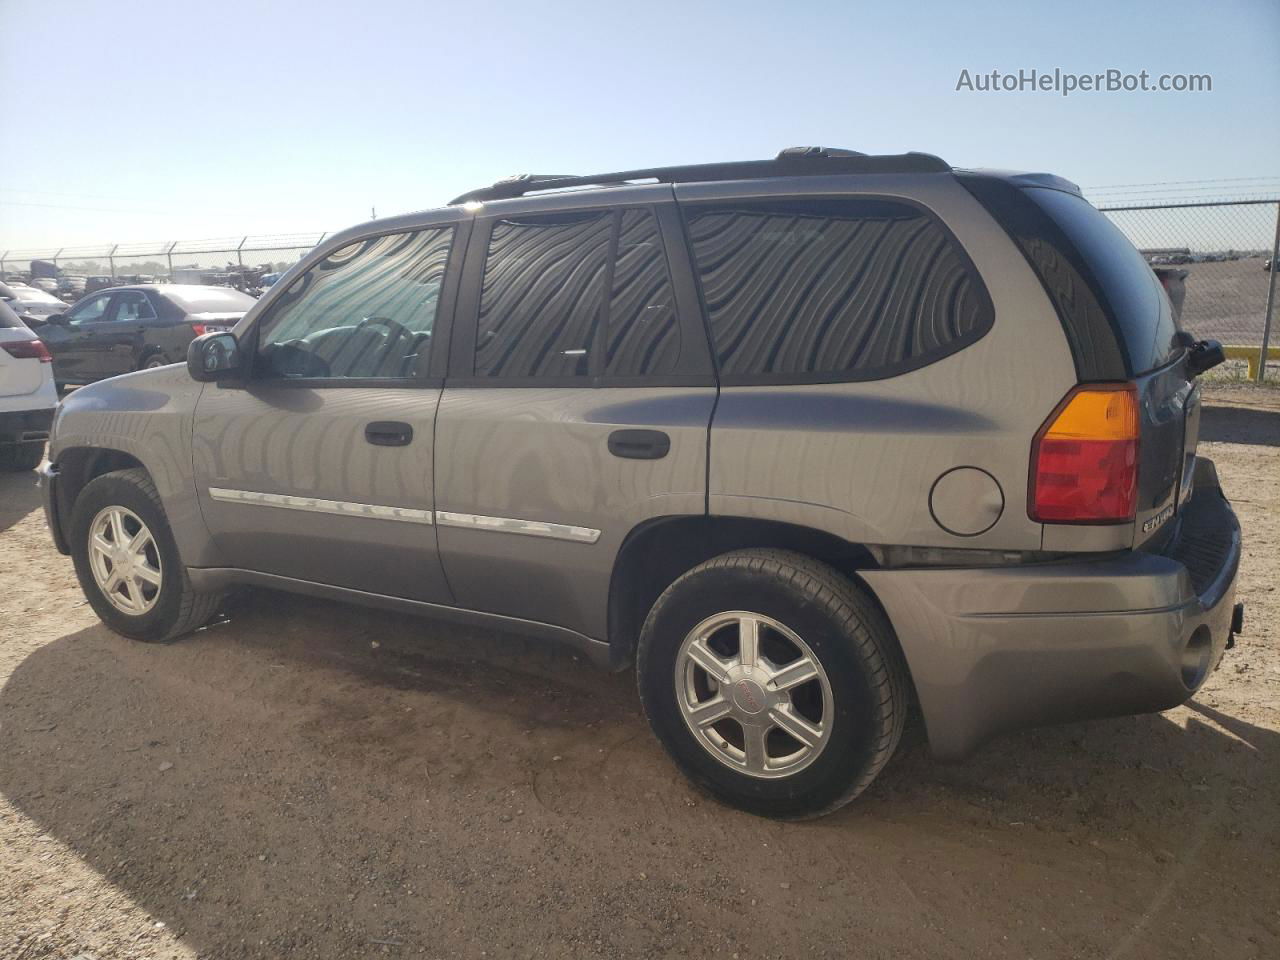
1030, 384, 1139, 523
190, 323, 210, 337
1, 339, 53, 363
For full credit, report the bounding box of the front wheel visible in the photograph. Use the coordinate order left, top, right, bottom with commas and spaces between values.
69, 468, 223, 642
637, 549, 909, 819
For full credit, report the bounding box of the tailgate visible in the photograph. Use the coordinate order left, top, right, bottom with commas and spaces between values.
1133, 354, 1197, 547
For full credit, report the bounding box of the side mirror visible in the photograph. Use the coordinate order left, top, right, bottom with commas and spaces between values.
187, 331, 243, 382
1187, 338, 1226, 376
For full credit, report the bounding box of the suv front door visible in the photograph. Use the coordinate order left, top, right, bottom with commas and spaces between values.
434, 188, 716, 641
191, 216, 469, 603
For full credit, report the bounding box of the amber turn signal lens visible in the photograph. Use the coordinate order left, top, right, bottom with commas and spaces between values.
1041, 387, 1139, 442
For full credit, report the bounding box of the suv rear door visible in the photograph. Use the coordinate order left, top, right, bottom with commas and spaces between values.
433, 186, 715, 642
190, 215, 469, 602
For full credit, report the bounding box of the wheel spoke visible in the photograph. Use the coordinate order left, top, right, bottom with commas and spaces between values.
91, 533, 114, 557
108, 508, 127, 546
126, 527, 151, 556
737, 615, 760, 667
122, 577, 144, 611
741, 722, 768, 773
686, 639, 732, 685
686, 695, 732, 729
104, 567, 122, 592
769, 704, 823, 750
134, 563, 162, 587
769, 657, 819, 692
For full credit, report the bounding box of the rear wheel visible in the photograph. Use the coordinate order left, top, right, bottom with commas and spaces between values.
0, 442, 44, 472
141, 353, 170, 370
637, 549, 909, 819
70, 468, 223, 642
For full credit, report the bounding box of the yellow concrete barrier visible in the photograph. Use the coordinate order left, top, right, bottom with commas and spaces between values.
1224, 345, 1277, 380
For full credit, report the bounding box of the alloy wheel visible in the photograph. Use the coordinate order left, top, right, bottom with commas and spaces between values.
87, 506, 163, 615
674, 611, 834, 778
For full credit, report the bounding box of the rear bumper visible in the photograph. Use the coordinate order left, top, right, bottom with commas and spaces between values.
862, 457, 1242, 760
0, 407, 54, 446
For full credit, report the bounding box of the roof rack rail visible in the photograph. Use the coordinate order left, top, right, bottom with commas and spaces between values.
450, 148, 950, 205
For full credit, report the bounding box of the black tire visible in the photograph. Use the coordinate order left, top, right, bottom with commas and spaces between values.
140, 352, 170, 370
69, 467, 223, 643
0, 442, 44, 472
636, 549, 909, 819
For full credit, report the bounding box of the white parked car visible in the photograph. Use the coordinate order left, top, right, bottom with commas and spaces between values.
0, 299, 57, 471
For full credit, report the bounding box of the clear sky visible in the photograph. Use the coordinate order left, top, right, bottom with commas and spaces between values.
1, 0, 1276, 252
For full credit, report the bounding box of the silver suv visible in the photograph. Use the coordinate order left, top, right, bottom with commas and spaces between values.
39, 148, 1244, 818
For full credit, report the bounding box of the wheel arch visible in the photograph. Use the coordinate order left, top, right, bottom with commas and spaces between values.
606, 514, 881, 671
52, 446, 149, 547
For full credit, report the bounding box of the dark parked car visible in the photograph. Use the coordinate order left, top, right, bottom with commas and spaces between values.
85, 276, 117, 295
38, 285, 255, 387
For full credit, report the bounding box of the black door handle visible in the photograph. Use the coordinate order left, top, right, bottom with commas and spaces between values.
365, 421, 413, 446
608, 429, 670, 460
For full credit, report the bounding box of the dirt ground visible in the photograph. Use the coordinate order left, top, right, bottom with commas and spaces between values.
1, 388, 1277, 960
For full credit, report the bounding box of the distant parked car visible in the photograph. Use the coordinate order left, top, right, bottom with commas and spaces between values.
0, 282, 68, 326
30, 277, 60, 294
1266, 257, 1275, 272
0, 299, 56, 471
39, 285, 256, 388
85, 276, 116, 295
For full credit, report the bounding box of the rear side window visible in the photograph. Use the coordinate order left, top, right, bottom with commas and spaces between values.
1023, 187, 1179, 374
474, 207, 680, 380
683, 197, 993, 382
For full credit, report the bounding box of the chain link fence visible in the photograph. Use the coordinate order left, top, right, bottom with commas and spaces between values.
0, 233, 326, 285
1098, 199, 1279, 382
4, 201, 1278, 379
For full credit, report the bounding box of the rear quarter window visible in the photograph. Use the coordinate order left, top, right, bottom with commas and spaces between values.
682, 197, 993, 382
1024, 187, 1179, 374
